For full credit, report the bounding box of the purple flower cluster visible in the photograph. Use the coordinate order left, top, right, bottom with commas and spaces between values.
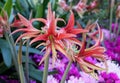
99, 72, 120, 83
104, 37, 120, 65
31, 52, 80, 82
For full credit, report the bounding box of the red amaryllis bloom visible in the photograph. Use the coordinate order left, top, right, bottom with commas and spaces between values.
30, 3, 88, 66
57, 11, 88, 59
11, 14, 40, 44
74, 22, 107, 79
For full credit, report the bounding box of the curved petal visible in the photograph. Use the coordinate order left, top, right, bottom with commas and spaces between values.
56, 18, 66, 24
47, 3, 53, 22
10, 28, 29, 36
30, 34, 47, 45
18, 13, 32, 27
15, 33, 37, 44
65, 11, 74, 31
57, 33, 76, 40
39, 46, 51, 65
30, 18, 47, 25
69, 28, 88, 34
47, 12, 56, 35
55, 43, 72, 60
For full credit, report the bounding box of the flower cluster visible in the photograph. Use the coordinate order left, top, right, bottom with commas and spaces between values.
104, 37, 120, 65
11, 3, 106, 79
58, 0, 98, 17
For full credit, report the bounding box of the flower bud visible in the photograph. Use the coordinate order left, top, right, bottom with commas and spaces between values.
116, 5, 120, 18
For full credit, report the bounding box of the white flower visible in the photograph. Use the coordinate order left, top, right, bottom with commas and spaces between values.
79, 72, 98, 83
65, 76, 85, 83
47, 75, 58, 83
96, 60, 120, 78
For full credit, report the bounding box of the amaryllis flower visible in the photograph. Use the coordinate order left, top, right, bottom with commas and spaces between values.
0, 11, 8, 37
58, 0, 70, 11
74, 22, 107, 79
30, 3, 87, 66
72, 0, 87, 18
58, 11, 88, 59
86, 0, 98, 11
11, 14, 40, 44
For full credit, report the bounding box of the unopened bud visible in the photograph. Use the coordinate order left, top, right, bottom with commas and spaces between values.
116, 5, 120, 18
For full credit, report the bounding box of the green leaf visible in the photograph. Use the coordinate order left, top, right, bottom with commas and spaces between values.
29, 65, 43, 82
35, 3, 43, 18
1, 0, 12, 17
22, 56, 36, 66
16, 46, 42, 55
29, 65, 58, 82
0, 39, 12, 67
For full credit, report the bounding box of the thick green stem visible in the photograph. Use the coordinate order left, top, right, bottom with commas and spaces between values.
109, 0, 114, 39
112, 18, 118, 41
18, 40, 26, 83
42, 56, 49, 83
60, 60, 72, 83
25, 40, 29, 83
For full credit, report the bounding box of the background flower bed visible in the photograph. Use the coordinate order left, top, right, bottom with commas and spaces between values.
0, 0, 120, 83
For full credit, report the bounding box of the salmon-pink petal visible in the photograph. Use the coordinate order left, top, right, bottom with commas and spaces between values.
10, 28, 30, 36
76, 58, 93, 73
47, 12, 56, 35
79, 63, 93, 73
47, 3, 53, 22
86, 21, 97, 30
69, 38, 82, 46
30, 34, 47, 45
36, 43, 46, 48
92, 23, 104, 47
51, 43, 57, 67
57, 33, 76, 40
69, 28, 88, 34
83, 59, 105, 70
18, 13, 32, 27
39, 46, 51, 65
56, 18, 66, 24
78, 34, 86, 55
10, 19, 22, 27
65, 11, 74, 30
84, 47, 106, 56
55, 43, 71, 60
30, 18, 47, 25
15, 33, 37, 44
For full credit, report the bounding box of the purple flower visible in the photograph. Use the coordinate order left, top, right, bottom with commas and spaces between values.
99, 72, 120, 83
67, 64, 80, 79
112, 23, 118, 31
104, 36, 120, 65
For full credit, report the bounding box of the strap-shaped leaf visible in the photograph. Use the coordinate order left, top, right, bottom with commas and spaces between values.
0, 39, 12, 67
1, 0, 12, 17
